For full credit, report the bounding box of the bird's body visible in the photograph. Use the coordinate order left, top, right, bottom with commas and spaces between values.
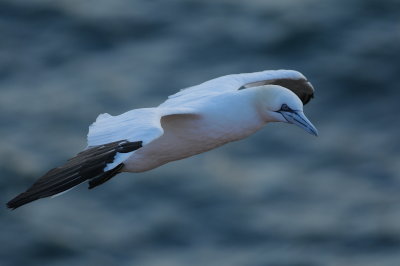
7, 69, 318, 209
124, 89, 264, 172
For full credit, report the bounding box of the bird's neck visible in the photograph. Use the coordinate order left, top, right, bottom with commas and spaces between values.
237, 87, 275, 123
226, 87, 272, 127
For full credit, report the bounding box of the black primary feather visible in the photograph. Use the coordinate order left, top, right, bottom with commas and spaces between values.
6, 140, 142, 209
239, 78, 315, 105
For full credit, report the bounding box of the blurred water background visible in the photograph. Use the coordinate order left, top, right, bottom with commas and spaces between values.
1, 0, 400, 265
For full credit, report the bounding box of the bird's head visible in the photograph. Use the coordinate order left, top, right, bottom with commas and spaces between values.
257, 85, 318, 136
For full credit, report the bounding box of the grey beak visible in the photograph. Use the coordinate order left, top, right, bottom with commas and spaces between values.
280, 111, 318, 136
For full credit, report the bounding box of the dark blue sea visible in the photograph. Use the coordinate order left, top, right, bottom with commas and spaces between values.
1, 0, 400, 265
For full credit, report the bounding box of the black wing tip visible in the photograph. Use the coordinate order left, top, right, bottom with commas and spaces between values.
302, 92, 314, 105
6, 140, 143, 209
6, 201, 16, 210
240, 77, 315, 105
7, 202, 19, 210
6, 193, 34, 210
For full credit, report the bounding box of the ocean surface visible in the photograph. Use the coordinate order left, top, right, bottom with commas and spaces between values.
1, 0, 399, 265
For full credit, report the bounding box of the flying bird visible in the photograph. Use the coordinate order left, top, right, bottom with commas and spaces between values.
7, 70, 317, 209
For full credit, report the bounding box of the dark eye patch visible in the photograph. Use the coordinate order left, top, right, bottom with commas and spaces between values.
279, 104, 293, 112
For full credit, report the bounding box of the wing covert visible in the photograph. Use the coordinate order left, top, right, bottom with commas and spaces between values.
161, 70, 314, 108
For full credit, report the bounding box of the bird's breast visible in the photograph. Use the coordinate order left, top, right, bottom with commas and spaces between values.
123, 101, 265, 172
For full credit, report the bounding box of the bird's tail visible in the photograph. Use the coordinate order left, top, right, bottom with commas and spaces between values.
7, 140, 142, 209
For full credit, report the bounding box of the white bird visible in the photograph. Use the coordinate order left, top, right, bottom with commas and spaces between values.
7, 69, 317, 209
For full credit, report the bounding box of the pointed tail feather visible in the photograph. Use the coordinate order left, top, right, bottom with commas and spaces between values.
7, 140, 142, 209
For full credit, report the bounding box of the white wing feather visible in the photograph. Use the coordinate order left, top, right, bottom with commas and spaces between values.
87, 107, 197, 171
160, 70, 305, 109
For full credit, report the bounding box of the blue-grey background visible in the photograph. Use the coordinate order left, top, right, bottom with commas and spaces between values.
1, 0, 399, 265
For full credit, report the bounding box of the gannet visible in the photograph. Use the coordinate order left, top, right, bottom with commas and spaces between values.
7, 70, 317, 209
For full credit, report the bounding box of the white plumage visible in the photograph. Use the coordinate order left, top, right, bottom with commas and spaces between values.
88, 69, 317, 172
7, 69, 317, 209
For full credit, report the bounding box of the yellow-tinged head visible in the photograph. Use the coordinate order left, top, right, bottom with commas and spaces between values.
256, 85, 318, 136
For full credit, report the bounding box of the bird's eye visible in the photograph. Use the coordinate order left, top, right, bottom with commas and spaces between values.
279, 104, 293, 112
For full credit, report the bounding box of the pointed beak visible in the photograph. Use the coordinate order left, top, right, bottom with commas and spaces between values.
279, 111, 318, 136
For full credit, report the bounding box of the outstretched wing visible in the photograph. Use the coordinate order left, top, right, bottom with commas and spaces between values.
87, 107, 197, 171
7, 140, 142, 209
7, 107, 197, 209
161, 69, 314, 107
